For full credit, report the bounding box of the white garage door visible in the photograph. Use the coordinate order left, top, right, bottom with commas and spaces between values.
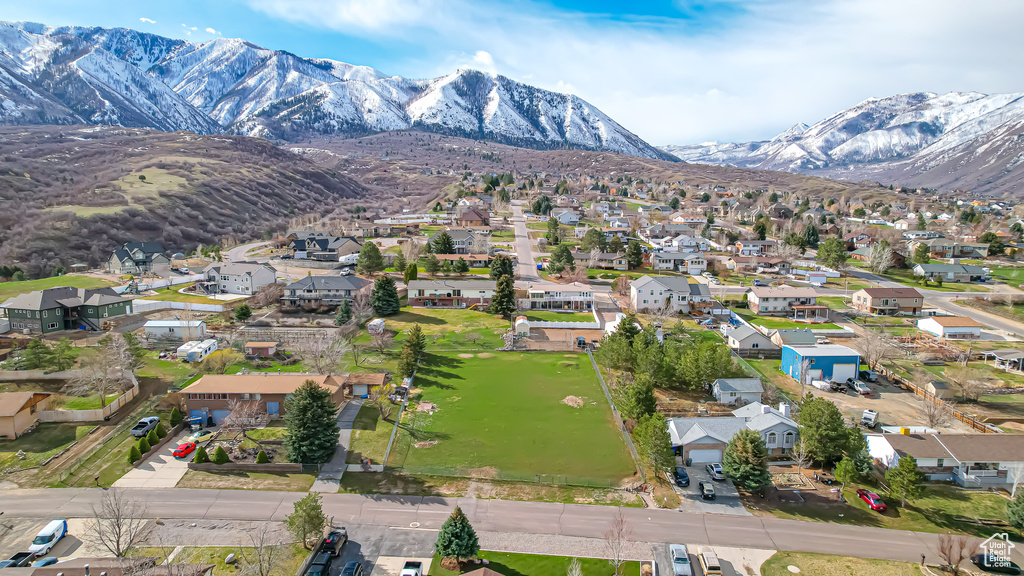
831, 363, 857, 383
688, 449, 722, 464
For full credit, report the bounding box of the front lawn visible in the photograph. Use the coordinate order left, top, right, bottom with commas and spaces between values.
175, 470, 316, 491
387, 308, 508, 335
731, 308, 840, 330
0, 275, 116, 301
877, 268, 991, 292
133, 543, 307, 576
760, 552, 920, 576
386, 352, 635, 482
144, 283, 225, 303
56, 394, 121, 410
0, 423, 92, 470
430, 552, 642, 576
345, 404, 394, 464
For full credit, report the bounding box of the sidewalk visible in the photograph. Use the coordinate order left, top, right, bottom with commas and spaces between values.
309, 399, 364, 492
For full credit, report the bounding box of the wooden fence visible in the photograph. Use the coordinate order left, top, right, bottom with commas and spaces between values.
873, 365, 997, 433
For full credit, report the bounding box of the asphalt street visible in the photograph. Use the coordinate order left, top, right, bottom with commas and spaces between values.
4, 488, 1017, 566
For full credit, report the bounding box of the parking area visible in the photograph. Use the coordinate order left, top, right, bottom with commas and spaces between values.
0, 518, 106, 560
331, 525, 437, 576
112, 428, 195, 488
674, 465, 751, 516
652, 543, 775, 576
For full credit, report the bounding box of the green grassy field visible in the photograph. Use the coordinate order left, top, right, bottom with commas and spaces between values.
176, 470, 316, 491
732, 308, 840, 330
760, 552, 919, 576
430, 552, 642, 576
0, 275, 117, 301
878, 268, 991, 292
145, 283, 225, 304
56, 394, 121, 410
346, 404, 393, 464
0, 423, 92, 470
387, 307, 508, 335
387, 352, 635, 481
986, 266, 1024, 285
523, 310, 595, 322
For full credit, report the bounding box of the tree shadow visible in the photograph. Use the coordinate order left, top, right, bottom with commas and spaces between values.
393, 312, 447, 325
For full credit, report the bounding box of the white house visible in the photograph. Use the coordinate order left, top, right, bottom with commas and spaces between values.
550, 208, 580, 225
665, 235, 710, 253
712, 378, 764, 404
143, 320, 207, 342
917, 316, 983, 339
866, 433, 1024, 488
668, 402, 797, 463
203, 262, 277, 295
630, 275, 711, 313
726, 326, 777, 354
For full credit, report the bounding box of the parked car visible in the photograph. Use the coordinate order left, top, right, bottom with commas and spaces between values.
306, 553, 332, 576
856, 489, 887, 512
324, 528, 348, 556
0, 560, 18, 568
971, 553, 1022, 575
340, 561, 363, 576
172, 442, 197, 458
400, 561, 423, 576
669, 544, 693, 576
697, 481, 716, 500
188, 430, 214, 444
340, 268, 354, 276
752, 279, 764, 287
705, 463, 725, 480
674, 467, 690, 487
5, 553, 36, 567
859, 370, 878, 382
130, 417, 160, 438
852, 382, 871, 395
29, 520, 67, 556
32, 558, 58, 567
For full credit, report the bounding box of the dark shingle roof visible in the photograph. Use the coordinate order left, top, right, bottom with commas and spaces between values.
285, 276, 370, 291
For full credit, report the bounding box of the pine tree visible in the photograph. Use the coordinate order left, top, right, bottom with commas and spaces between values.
489, 254, 514, 280
625, 240, 643, 269
803, 225, 819, 248
146, 429, 159, 446
170, 406, 183, 426
356, 242, 385, 275
722, 428, 771, 491
256, 450, 270, 464
489, 275, 517, 318
798, 396, 849, 464
432, 232, 456, 254
407, 324, 426, 356
616, 374, 657, 421
885, 454, 925, 507
22, 339, 52, 370
213, 445, 230, 464
454, 257, 470, 275
51, 337, 78, 371
632, 413, 674, 471
285, 380, 341, 464
371, 275, 400, 316
193, 445, 210, 464
335, 299, 352, 325
404, 262, 419, 284
397, 345, 417, 378
914, 243, 931, 265
138, 437, 151, 454
127, 445, 142, 464
287, 493, 327, 549
545, 218, 561, 245
1008, 490, 1024, 531
234, 304, 252, 322
547, 245, 575, 275
435, 506, 480, 567
424, 254, 441, 276
834, 455, 858, 489
393, 252, 407, 274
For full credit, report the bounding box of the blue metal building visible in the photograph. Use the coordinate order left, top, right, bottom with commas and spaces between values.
781, 344, 862, 383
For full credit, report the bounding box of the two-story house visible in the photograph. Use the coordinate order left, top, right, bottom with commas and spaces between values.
290, 235, 362, 260
456, 208, 490, 227
851, 287, 923, 316
630, 275, 712, 314
280, 276, 370, 306
549, 208, 580, 225
203, 262, 277, 295
910, 238, 989, 260
668, 402, 798, 463
527, 286, 593, 311
407, 279, 496, 308
0, 287, 132, 334
430, 229, 481, 255
591, 252, 628, 271
108, 241, 170, 275
735, 240, 778, 256
747, 286, 826, 319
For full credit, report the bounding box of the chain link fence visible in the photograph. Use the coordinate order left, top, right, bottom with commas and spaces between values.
390, 465, 615, 488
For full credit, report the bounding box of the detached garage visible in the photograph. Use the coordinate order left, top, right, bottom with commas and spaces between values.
781, 344, 861, 385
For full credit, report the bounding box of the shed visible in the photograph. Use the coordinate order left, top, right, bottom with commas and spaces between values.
0, 392, 52, 439
917, 316, 982, 339
143, 320, 206, 342
367, 318, 386, 335
245, 341, 278, 358
712, 378, 764, 405
781, 344, 861, 384
514, 316, 530, 337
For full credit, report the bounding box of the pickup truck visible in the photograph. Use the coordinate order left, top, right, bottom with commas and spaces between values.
5, 552, 37, 567
130, 417, 160, 437
400, 561, 423, 576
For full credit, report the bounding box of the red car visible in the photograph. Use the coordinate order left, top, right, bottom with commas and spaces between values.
856, 488, 887, 512
172, 442, 197, 458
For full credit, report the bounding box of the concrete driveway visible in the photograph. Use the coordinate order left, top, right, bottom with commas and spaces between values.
113, 430, 193, 488
675, 465, 751, 516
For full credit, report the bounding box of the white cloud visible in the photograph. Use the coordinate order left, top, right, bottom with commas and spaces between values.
245, 0, 1024, 145
139, 17, 156, 24
205, 27, 218, 34
471, 50, 495, 73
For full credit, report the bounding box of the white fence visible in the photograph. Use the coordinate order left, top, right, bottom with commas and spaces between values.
131, 299, 224, 313
115, 274, 204, 293
0, 369, 80, 380
526, 309, 601, 330
810, 326, 856, 338
39, 380, 140, 422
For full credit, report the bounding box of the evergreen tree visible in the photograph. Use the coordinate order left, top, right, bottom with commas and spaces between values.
817, 238, 848, 270
432, 232, 456, 254
608, 236, 624, 253
545, 218, 561, 245
287, 493, 327, 549
234, 304, 252, 322
256, 450, 270, 464
722, 428, 771, 491
49, 337, 77, 371
489, 254, 515, 280
834, 455, 859, 489
616, 374, 657, 421
370, 275, 400, 316
885, 455, 925, 507
407, 324, 426, 356
356, 242, 386, 275
803, 225, 820, 248
454, 257, 470, 275
632, 413, 674, 471
335, 299, 352, 325
397, 345, 417, 378
193, 445, 210, 463
435, 506, 480, 566
441, 260, 453, 276
753, 220, 768, 240
913, 243, 931, 265
580, 228, 608, 253
127, 445, 141, 464
625, 240, 643, 269
489, 275, 517, 318
404, 262, 419, 284
285, 380, 341, 464
213, 445, 230, 464
146, 429, 159, 447
916, 214, 927, 231
615, 313, 641, 342
170, 407, 183, 426
424, 254, 441, 276
22, 339, 51, 370
547, 245, 575, 275
138, 437, 151, 454
798, 396, 849, 464
393, 252, 407, 274
1008, 490, 1024, 531
155, 422, 167, 439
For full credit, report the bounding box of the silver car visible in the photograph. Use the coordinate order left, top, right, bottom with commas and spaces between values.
669, 544, 693, 576
706, 462, 725, 480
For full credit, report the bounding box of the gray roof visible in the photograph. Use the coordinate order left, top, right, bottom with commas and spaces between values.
771, 329, 818, 345
727, 326, 775, 347
204, 262, 276, 276
430, 229, 477, 242
407, 279, 496, 290
913, 263, 986, 274
285, 275, 370, 292
714, 378, 764, 394
1, 287, 128, 311
667, 403, 797, 447
631, 275, 710, 297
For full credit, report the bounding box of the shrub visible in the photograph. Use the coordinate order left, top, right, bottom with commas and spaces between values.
128, 445, 142, 464
170, 407, 183, 426
256, 450, 270, 464
146, 429, 159, 446
155, 423, 167, 439
194, 445, 210, 464
213, 445, 230, 464
138, 437, 151, 453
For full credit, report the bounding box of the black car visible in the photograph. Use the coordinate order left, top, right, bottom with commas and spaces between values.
859, 370, 878, 383
324, 528, 348, 556
340, 561, 364, 576
674, 467, 690, 487
697, 481, 716, 500
972, 554, 1022, 575
306, 553, 332, 576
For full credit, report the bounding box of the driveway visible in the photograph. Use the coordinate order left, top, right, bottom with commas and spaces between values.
310, 399, 364, 492
112, 429, 193, 488
330, 524, 437, 576
675, 465, 751, 516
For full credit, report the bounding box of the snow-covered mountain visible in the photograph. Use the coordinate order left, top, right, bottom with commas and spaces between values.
0, 21, 673, 160
661, 92, 1024, 196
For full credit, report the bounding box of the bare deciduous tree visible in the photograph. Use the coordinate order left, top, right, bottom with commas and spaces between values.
868, 244, 895, 274
464, 333, 483, 346
945, 364, 986, 402
919, 394, 953, 428
937, 534, 979, 576
858, 329, 897, 371
350, 288, 374, 323
249, 283, 286, 309
588, 248, 602, 270
604, 509, 631, 576
370, 330, 395, 354
401, 240, 423, 263
1008, 463, 1024, 497
566, 557, 583, 576
64, 340, 134, 408
85, 489, 151, 557
613, 275, 630, 296
240, 523, 286, 576
294, 330, 350, 374
222, 399, 268, 444
793, 437, 812, 475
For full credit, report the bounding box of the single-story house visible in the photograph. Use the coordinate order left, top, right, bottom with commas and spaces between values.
407, 279, 496, 308
912, 263, 987, 283
668, 402, 797, 462
852, 287, 923, 316
712, 378, 764, 405
549, 208, 580, 225
0, 392, 52, 439
433, 253, 493, 267
143, 320, 207, 342
726, 326, 777, 354
245, 342, 278, 358
527, 286, 594, 310
727, 256, 792, 275
781, 344, 861, 384
181, 372, 387, 424
770, 328, 817, 348
917, 316, 983, 339
866, 433, 1024, 488
29, 557, 214, 576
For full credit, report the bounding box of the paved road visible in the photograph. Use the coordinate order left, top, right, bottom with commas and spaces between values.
4, 488, 1016, 566
511, 200, 542, 284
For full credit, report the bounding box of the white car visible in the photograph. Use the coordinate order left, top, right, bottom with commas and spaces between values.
340, 268, 354, 276
706, 462, 725, 480
669, 544, 693, 576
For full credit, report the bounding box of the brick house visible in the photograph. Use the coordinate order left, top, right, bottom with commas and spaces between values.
407, 279, 496, 308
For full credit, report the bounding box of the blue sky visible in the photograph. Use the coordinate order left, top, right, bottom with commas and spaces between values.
4, 0, 1024, 144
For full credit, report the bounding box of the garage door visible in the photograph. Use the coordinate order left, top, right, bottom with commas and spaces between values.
352, 385, 368, 397
211, 410, 230, 425
688, 449, 722, 464
831, 363, 857, 383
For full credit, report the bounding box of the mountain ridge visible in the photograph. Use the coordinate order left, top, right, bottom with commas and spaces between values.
0, 20, 674, 160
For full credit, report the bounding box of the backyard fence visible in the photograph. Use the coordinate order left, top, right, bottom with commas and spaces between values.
131, 299, 225, 313
390, 465, 615, 488
39, 379, 139, 423
587, 349, 645, 483
58, 395, 162, 484
132, 274, 205, 291
874, 364, 999, 433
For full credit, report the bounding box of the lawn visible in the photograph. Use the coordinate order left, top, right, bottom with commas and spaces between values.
760, 552, 920, 576
817, 296, 851, 310
386, 307, 508, 336
386, 352, 635, 482
731, 308, 840, 330
985, 265, 1024, 286
523, 310, 596, 322
430, 552, 641, 576
57, 404, 170, 487
136, 351, 197, 388
133, 543, 307, 576
145, 283, 225, 304
56, 393, 121, 410
0, 423, 92, 470
345, 404, 394, 464
176, 470, 316, 491
878, 268, 990, 292
0, 275, 116, 301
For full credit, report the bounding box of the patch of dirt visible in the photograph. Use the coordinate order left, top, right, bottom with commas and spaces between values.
416, 402, 437, 412
468, 466, 499, 479
476, 352, 494, 358
458, 353, 475, 358
562, 395, 585, 408
414, 440, 438, 449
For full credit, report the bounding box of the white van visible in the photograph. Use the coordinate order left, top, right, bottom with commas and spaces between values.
28, 520, 67, 555
698, 547, 722, 576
